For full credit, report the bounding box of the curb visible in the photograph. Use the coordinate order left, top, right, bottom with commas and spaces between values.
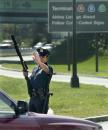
0, 65, 22, 72
85, 115, 108, 122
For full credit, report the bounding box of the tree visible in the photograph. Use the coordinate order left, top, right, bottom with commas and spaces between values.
91, 33, 107, 56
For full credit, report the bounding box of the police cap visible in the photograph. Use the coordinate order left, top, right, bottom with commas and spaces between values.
37, 48, 50, 57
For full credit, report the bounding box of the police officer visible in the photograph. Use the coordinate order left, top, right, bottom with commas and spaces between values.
23, 48, 53, 114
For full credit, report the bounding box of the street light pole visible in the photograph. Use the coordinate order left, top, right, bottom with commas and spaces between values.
71, 0, 79, 87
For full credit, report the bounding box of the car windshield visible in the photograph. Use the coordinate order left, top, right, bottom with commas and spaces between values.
0, 91, 16, 113
0, 99, 13, 112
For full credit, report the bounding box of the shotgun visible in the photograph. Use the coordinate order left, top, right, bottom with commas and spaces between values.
11, 35, 28, 72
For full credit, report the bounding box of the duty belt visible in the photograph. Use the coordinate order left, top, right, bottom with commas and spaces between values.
31, 88, 45, 99
31, 89, 38, 97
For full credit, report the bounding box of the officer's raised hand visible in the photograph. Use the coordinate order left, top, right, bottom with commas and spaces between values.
32, 48, 50, 73
32, 50, 40, 64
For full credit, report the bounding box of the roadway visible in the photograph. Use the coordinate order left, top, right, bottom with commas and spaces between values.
0, 67, 108, 88
1, 55, 108, 88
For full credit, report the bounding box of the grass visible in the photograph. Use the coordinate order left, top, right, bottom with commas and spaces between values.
78, 55, 108, 76
0, 76, 108, 118
1, 55, 108, 77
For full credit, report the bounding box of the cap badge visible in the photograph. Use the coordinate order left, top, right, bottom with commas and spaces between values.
40, 48, 43, 52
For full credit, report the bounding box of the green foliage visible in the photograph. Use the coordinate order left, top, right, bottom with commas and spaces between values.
0, 23, 51, 47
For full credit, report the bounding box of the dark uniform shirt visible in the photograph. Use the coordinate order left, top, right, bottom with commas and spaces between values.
27, 64, 53, 113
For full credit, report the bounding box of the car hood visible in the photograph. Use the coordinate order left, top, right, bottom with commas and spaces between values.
27, 112, 102, 129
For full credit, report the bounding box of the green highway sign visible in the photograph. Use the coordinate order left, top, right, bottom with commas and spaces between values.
0, 0, 47, 24
48, 0, 108, 32
0, 0, 47, 12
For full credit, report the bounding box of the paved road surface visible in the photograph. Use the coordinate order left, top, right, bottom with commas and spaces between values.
0, 55, 32, 61
0, 68, 108, 88
1, 55, 108, 88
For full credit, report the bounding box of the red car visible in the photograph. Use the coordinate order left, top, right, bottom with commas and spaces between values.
0, 90, 102, 130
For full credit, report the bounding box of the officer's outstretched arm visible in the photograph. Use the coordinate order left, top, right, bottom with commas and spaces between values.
32, 52, 49, 73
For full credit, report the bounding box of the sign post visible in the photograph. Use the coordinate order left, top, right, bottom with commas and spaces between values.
71, 0, 79, 87
48, 0, 80, 87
